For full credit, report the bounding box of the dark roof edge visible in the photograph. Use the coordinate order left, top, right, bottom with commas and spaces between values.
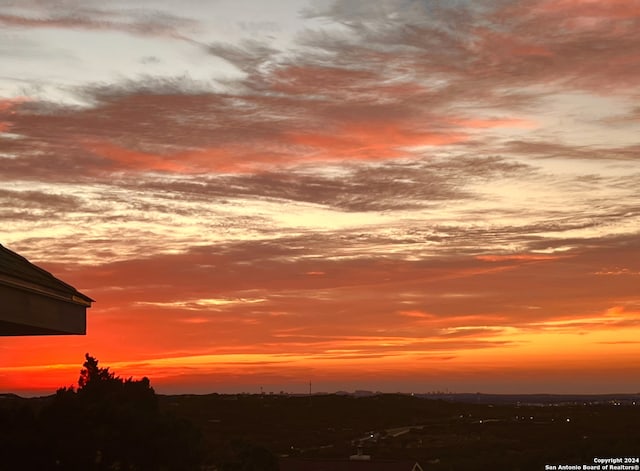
0, 244, 94, 304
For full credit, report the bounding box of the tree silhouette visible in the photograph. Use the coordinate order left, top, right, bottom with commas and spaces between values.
78, 353, 116, 389
1, 354, 203, 470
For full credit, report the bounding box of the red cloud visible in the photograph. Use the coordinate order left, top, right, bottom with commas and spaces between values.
85, 140, 188, 173
484, 0, 640, 91
287, 123, 466, 161
475, 254, 565, 263
449, 117, 537, 129
535, 0, 640, 20
0, 97, 29, 111
0, 97, 29, 133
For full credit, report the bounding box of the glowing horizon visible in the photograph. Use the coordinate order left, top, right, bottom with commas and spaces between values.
1, 0, 640, 396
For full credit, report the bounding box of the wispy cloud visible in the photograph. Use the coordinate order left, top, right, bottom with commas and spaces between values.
0, 5, 197, 40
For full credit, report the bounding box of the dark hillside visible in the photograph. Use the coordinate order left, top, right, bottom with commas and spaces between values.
158, 393, 640, 470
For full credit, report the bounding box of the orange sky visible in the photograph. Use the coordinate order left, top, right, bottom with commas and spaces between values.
1, 0, 640, 396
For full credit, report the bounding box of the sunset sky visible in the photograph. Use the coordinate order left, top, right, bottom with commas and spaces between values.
1, 0, 640, 396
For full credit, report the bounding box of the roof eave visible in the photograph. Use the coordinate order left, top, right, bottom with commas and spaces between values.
0, 274, 94, 307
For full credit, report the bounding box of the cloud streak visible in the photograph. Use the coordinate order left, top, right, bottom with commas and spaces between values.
0, 5, 197, 40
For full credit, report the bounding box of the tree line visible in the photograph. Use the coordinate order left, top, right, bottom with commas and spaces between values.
0, 354, 203, 470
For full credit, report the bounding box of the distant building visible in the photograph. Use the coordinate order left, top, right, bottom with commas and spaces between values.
0, 244, 93, 335
279, 458, 424, 471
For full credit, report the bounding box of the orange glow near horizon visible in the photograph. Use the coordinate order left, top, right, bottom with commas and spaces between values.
3, 242, 640, 395
3, 297, 640, 395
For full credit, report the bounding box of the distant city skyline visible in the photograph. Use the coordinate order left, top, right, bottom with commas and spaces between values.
1, 0, 640, 396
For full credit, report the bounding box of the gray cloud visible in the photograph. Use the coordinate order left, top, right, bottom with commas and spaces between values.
0, 5, 197, 40
0, 188, 82, 210
115, 155, 531, 212
504, 140, 640, 161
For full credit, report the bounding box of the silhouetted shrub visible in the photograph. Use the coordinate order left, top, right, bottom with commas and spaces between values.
2, 354, 203, 470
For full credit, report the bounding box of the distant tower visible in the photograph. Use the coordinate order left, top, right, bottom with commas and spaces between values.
309, 381, 312, 396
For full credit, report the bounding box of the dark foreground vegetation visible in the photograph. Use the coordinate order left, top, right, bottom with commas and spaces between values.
1, 357, 639, 470
0, 355, 202, 470
163, 392, 640, 470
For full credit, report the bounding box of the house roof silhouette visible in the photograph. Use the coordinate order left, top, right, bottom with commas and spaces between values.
0, 244, 93, 335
